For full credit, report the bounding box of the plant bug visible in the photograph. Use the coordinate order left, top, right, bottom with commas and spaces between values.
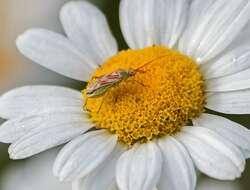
84, 54, 168, 112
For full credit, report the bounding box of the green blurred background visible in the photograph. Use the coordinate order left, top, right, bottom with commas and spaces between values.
0, 0, 249, 189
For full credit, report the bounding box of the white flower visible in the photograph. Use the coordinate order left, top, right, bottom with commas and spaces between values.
1, 0, 250, 190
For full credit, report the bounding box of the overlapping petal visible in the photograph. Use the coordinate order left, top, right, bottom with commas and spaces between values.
9, 119, 91, 159
157, 136, 196, 190
179, 0, 250, 63
119, 0, 188, 49
201, 45, 250, 80
53, 130, 117, 181
206, 90, 250, 114
206, 68, 250, 92
0, 111, 88, 144
177, 127, 245, 180
73, 143, 126, 190
116, 142, 162, 190
16, 29, 97, 81
60, 1, 118, 65
0, 85, 83, 119
193, 114, 250, 158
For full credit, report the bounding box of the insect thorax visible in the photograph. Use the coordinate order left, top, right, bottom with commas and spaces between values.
120, 69, 135, 79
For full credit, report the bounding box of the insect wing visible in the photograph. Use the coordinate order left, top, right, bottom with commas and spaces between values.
87, 71, 123, 97
99, 71, 123, 83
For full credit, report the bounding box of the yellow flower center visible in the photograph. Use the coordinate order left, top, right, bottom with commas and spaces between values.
83, 46, 205, 145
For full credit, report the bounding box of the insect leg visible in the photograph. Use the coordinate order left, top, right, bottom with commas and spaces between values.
97, 83, 119, 113
113, 93, 119, 106
83, 98, 93, 112
129, 79, 147, 87
97, 95, 107, 113
84, 97, 88, 108
97, 100, 103, 113
134, 54, 169, 72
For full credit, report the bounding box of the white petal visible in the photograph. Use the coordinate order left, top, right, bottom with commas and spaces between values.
16, 29, 97, 81
206, 90, 250, 114
178, 0, 214, 54
177, 126, 245, 180
157, 136, 196, 190
193, 114, 250, 158
179, 0, 250, 62
206, 68, 250, 92
116, 142, 162, 190
0, 110, 86, 143
0, 85, 83, 119
223, 20, 250, 54
119, 0, 188, 49
201, 45, 250, 79
8, 113, 92, 159
53, 130, 117, 181
73, 143, 126, 190
60, 1, 118, 65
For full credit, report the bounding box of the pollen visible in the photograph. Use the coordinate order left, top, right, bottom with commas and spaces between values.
83, 46, 206, 145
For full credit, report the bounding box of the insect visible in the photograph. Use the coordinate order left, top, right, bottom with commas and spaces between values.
84, 54, 168, 112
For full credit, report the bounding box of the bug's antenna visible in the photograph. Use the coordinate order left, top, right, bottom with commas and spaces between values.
135, 54, 168, 72
128, 79, 147, 87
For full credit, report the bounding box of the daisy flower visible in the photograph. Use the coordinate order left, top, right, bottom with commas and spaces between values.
1, 0, 250, 190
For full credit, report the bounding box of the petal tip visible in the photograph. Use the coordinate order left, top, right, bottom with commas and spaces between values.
16, 28, 43, 52
8, 147, 18, 160
16, 29, 32, 48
